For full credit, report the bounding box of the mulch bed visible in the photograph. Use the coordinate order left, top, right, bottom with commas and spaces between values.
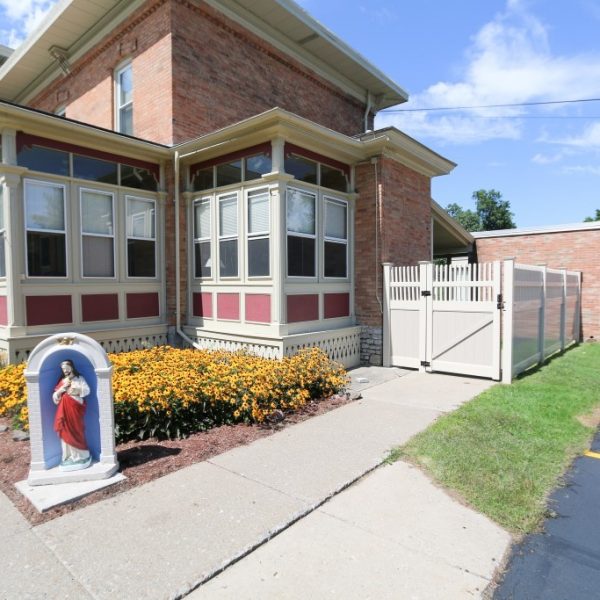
0, 393, 353, 526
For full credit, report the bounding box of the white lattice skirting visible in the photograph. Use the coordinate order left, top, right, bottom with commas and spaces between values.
187, 326, 361, 368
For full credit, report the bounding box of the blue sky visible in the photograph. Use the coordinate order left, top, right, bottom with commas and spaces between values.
2, 0, 600, 227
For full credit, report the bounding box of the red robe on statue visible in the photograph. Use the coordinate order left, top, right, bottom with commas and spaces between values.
53, 382, 87, 451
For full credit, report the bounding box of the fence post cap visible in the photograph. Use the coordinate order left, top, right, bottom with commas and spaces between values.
381, 262, 394, 267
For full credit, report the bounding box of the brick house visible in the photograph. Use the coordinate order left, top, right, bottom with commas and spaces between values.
0, 0, 464, 365
474, 222, 600, 342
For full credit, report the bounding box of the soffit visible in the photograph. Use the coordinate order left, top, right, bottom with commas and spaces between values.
0, 0, 140, 103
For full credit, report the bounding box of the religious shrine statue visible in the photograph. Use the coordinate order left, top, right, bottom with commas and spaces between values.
52, 360, 92, 471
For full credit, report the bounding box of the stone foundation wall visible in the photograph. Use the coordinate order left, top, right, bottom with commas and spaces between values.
360, 325, 383, 366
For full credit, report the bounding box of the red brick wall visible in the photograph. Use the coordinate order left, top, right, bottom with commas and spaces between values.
354, 158, 432, 328
475, 230, 600, 340
30, 1, 174, 145
170, 1, 367, 142
28, 0, 368, 145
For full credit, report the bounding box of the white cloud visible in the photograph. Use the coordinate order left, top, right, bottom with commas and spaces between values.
553, 122, 600, 148
378, 1, 600, 145
0, 0, 57, 48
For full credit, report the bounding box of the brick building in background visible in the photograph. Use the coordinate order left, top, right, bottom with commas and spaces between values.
474, 223, 600, 341
0, 0, 467, 364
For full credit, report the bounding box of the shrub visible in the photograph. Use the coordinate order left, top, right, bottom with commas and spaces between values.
0, 346, 348, 443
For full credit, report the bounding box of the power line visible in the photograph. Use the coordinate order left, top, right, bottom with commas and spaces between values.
382, 98, 600, 113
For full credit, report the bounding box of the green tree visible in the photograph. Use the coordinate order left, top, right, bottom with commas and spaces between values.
446, 203, 480, 232
583, 209, 600, 222
446, 189, 516, 232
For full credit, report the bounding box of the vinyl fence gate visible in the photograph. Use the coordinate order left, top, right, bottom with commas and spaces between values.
383, 261, 502, 380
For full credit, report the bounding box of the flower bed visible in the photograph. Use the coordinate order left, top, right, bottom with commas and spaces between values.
0, 346, 348, 443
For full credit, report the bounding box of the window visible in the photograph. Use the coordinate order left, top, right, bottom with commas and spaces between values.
320, 164, 347, 193
245, 153, 272, 181
218, 193, 238, 278
247, 188, 270, 277
191, 166, 214, 192
324, 197, 348, 278
194, 198, 212, 278
116, 63, 133, 135
287, 188, 316, 277
73, 155, 118, 185
25, 180, 66, 277
216, 160, 242, 187
81, 189, 115, 278
285, 154, 317, 185
120, 164, 158, 191
127, 196, 155, 277
18, 144, 69, 177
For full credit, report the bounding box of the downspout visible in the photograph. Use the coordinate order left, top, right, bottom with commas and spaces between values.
173, 149, 203, 349
372, 156, 383, 314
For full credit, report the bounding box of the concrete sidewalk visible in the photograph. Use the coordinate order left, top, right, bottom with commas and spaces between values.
2, 368, 511, 599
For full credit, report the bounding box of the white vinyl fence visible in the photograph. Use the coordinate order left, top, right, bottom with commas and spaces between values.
384, 259, 581, 383
502, 260, 581, 383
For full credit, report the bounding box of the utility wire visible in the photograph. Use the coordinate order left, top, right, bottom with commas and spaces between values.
382, 98, 600, 113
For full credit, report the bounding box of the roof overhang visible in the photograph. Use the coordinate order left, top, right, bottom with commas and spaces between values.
175, 108, 454, 179
431, 199, 474, 255
0, 100, 170, 163
0, 0, 408, 110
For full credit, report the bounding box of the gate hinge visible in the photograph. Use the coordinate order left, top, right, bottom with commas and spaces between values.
497, 293, 504, 310
420, 360, 431, 367
421, 290, 432, 297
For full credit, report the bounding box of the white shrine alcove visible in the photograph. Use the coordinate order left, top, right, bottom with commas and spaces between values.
24, 333, 119, 485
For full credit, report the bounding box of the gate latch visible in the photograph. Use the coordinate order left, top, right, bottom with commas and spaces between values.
497, 293, 504, 310
420, 360, 431, 367
421, 290, 432, 297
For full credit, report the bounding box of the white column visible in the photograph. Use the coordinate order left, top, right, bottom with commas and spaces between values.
0, 128, 17, 166
270, 137, 285, 175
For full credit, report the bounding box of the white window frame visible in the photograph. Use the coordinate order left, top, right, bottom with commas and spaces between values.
323, 195, 349, 280
24, 179, 68, 279
115, 61, 133, 135
126, 195, 157, 279
218, 191, 239, 279
193, 196, 213, 280
79, 187, 116, 280
246, 186, 270, 279
286, 186, 317, 279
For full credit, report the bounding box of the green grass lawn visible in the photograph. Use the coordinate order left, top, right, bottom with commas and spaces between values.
391, 343, 600, 534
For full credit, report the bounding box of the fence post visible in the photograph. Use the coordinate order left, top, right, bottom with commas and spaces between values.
539, 265, 547, 364
502, 258, 515, 384
418, 261, 430, 372
560, 268, 567, 352
576, 271, 582, 342
492, 261, 502, 381
382, 263, 393, 367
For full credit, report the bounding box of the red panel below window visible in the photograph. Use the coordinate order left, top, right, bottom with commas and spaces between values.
217, 293, 240, 320
0, 296, 7, 326
193, 292, 213, 318
324, 293, 350, 319
287, 294, 319, 323
245, 294, 271, 323
126, 293, 159, 319
26, 295, 72, 326
82, 294, 119, 322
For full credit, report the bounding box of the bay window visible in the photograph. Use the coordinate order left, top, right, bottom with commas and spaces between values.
127, 196, 155, 277
219, 193, 238, 278
247, 188, 270, 277
81, 189, 115, 278
287, 188, 316, 277
194, 198, 212, 278
324, 197, 348, 278
25, 180, 66, 277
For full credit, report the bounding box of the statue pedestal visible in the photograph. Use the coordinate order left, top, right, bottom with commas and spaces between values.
27, 460, 119, 486
16, 472, 125, 512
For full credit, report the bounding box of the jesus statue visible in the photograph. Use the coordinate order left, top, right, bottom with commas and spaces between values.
52, 360, 92, 471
